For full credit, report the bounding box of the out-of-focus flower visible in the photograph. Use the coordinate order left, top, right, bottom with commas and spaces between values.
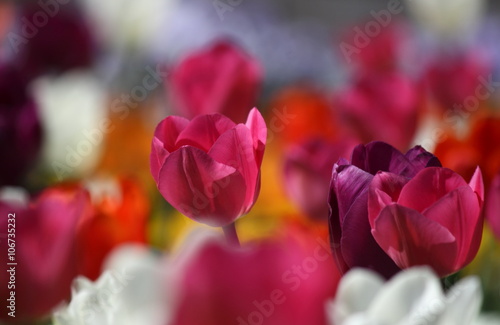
435, 116, 500, 189
169, 40, 262, 123
0, 186, 91, 322
170, 230, 340, 325
77, 176, 149, 280
79, 0, 175, 52
150, 108, 266, 227
368, 167, 484, 277
0, 65, 42, 186
32, 71, 107, 181
339, 20, 409, 72
425, 52, 490, 113
485, 172, 500, 240
329, 141, 441, 278
328, 267, 482, 325
405, 0, 486, 40
336, 72, 420, 151
267, 85, 338, 145
54, 244, 172, 325
283, 138, 357, 220
12, 5, 94, 79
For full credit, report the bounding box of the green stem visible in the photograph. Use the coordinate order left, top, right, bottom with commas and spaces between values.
223, 222, 240, 247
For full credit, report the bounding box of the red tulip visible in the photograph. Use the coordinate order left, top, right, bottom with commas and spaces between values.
284, 138, 357, 220
76, 176, 149, 280
486, 172, 500, 240
368, 167, 484, 277
0, 186, 91, 321
171, 232, 340, 325
170, 40, 262, 123
150, 108, 266, 227
335, 72, 420, 151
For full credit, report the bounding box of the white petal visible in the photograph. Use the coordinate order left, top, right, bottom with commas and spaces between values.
436, 276, 482, 325
367, 267, 443, 324
330, 268, 384, 324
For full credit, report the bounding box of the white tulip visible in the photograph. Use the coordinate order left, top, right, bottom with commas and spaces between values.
53, 244, 173, 325
328, 267, 482, 325
31, 71, 107, 180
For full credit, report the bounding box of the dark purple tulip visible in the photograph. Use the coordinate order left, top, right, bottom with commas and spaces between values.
328, 141, 441, 278
13, 4, 94, 79
0, 65, 42, 186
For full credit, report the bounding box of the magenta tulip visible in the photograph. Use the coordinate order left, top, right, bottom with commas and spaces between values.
169, 40, 262, 123
329, 142, 441, 278
368, 167, 484, 277
150, 108, 266, 227
284, 138, 357, 220
170, 232, 340, 325
0, 186, 91, 321
484, 172, 500, 239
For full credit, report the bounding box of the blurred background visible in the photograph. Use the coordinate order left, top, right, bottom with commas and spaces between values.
1, 0, 500, 323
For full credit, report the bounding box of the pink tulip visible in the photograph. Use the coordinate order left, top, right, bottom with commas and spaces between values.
0, 186, 91, 321
368, 167, 484, 277
335, 72, 420, 151
170, 40, 262, 123
170, 232, 340, 325
486, 172, 500, 239
150, 108, 266, 227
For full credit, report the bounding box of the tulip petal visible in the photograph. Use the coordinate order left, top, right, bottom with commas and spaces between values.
351, 142, 409, 175
340, 192, 401, 278
150, 116, 190, 182
332, 165, 373, 225
368, 171, 410, 228
351, 142, 440, 178
436, 276, 482, 325
331, 268, 384, 324
404, 145, 442, 170
153, 115, 190, 152
398, 167, 468, 213
468, 166, 484, 202
208, 124, 259, 212
175, 114, 236, 152
367, 267, 443, 324
245, 107, 267, 166
150, 137, 169, 183
157, 146, 247, 226
422, 186, 483, 270
372, 204, 457, 276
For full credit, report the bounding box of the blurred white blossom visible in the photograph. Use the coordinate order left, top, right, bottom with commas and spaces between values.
32, 71, 107, 179
79, 0, 177, 52
328, 267, 482, 325
54, 245, 173, 325
405, 0, 486, 41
